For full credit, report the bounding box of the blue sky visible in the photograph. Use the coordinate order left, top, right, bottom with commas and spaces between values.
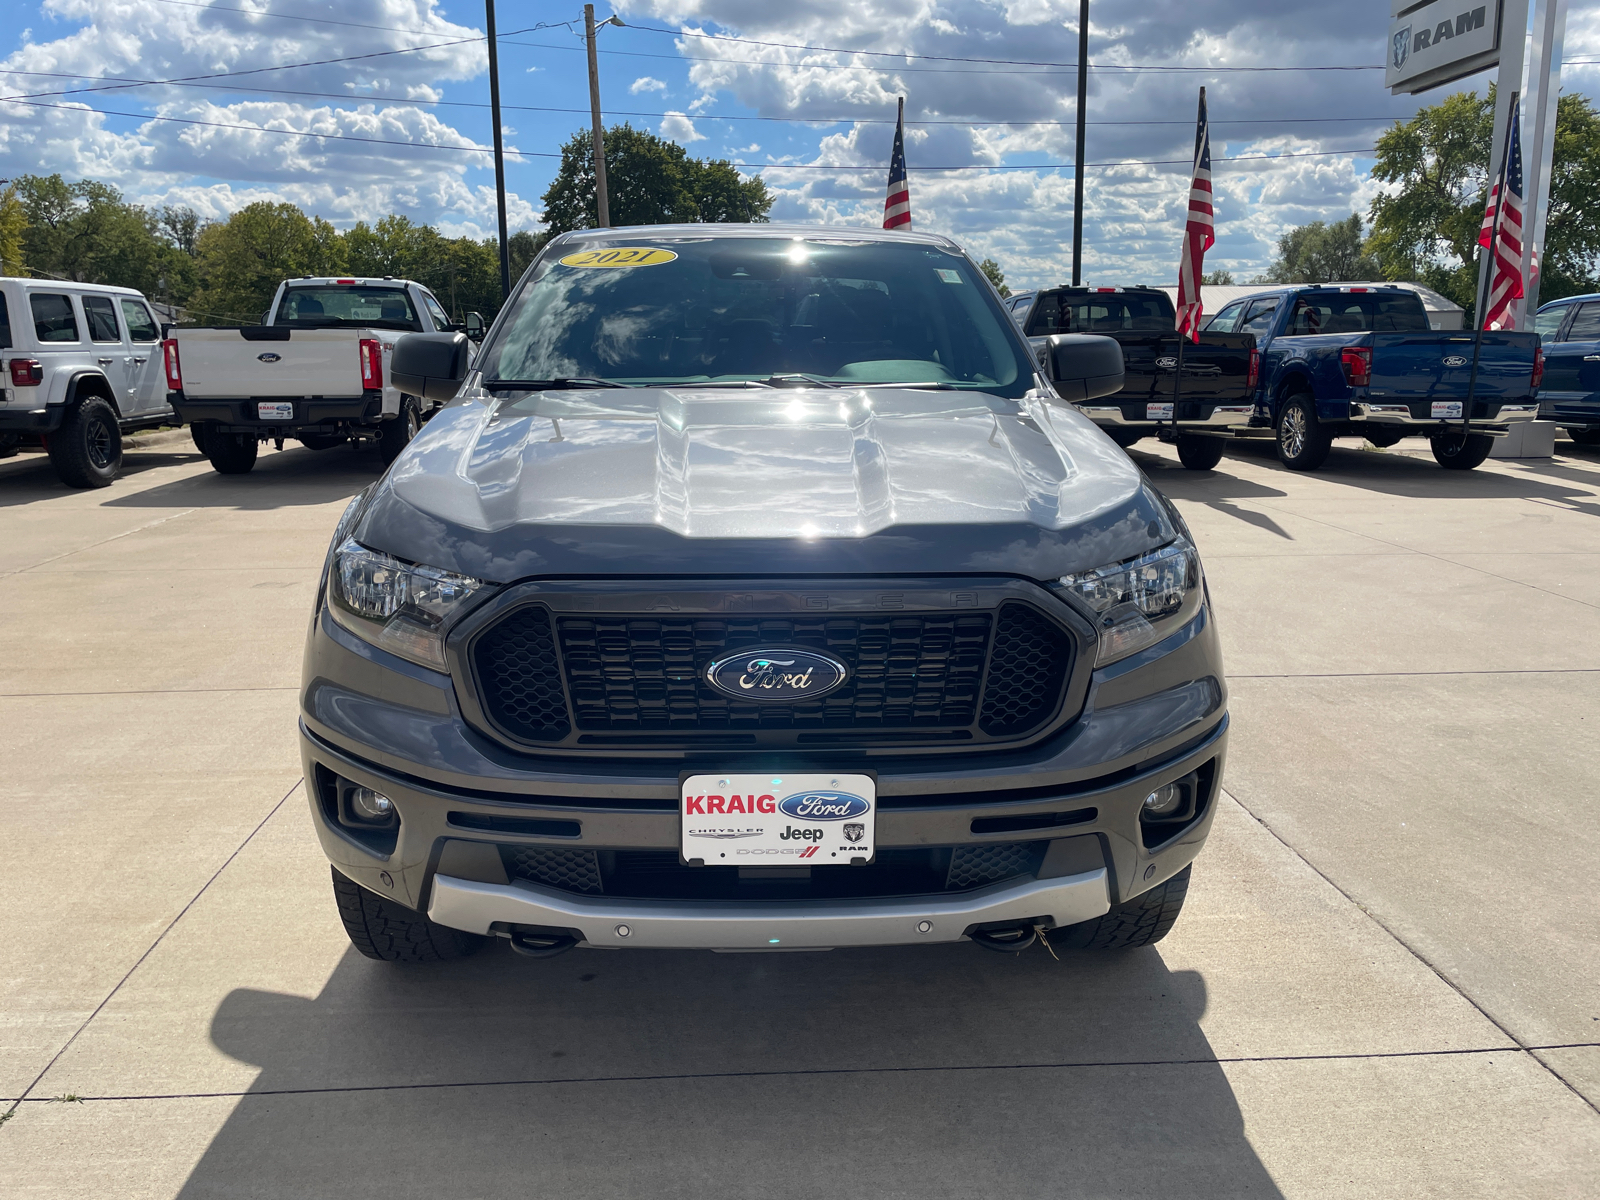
3, 0, 1598, 287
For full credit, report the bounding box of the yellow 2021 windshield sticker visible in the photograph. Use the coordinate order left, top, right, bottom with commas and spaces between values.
558, 247, 678, 269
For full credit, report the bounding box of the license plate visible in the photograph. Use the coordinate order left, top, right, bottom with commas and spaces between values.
257, 402, 294, 419
681, 773, 875, 866
1431, 401, 1463, 419
1147, 402, 1174, 420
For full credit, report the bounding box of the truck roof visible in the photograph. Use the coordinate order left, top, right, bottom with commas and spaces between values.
550, 222, 964, 252
282, 277, 422, 287
0, 277, 147, 297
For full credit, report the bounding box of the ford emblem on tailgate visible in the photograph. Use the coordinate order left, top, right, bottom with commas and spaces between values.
779, 791, 870, 820
704, 648, 848, 701
258, 353, 281, 362
1442, 355, 1468, 367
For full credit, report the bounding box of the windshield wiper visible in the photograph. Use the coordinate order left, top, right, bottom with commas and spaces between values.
483, 377, 633, 391
855, 380, 960, 390
756, 373, 843, 388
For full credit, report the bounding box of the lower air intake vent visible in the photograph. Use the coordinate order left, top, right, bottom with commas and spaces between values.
504, 847, 602, 894
945, 842, 1045, 889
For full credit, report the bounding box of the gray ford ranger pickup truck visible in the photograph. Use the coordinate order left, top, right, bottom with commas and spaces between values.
301, 225, 1228, 962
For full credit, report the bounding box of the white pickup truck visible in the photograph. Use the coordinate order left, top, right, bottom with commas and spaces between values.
167, 277, 482, 474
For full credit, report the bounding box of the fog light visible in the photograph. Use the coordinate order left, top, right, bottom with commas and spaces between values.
1142, 783, 1184, 818
350, 787, 393, 821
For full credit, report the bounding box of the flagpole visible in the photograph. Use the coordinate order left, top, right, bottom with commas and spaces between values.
1463, 92, 1518, 444
1172, 87, 1206, 430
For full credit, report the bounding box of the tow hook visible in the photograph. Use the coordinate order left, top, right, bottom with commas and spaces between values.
505, 928, 580, 958
967, 923, 1039, 954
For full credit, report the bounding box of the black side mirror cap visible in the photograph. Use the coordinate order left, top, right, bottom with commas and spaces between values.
391, 332, 471, 403
1044, 333, 1125, 402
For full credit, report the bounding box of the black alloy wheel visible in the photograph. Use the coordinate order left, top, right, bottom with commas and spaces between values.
48, 397, 122, 488
1429, 430, 1494, 470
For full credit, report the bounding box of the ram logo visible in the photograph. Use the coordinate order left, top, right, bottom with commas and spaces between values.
1393, 27, 1410, 70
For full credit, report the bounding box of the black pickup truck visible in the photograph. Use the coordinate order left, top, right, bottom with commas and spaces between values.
1008, 286, 1257, 470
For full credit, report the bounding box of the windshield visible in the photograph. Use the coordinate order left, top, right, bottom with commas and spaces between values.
273, 285, 420, 331
1024, 292, 1174, 336
478, 237, 1035, 395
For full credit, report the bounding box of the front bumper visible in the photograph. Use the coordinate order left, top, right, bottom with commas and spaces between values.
1079, 403, 1253, 431
429, 868, 1110, 950
1350, 401, 1539, 433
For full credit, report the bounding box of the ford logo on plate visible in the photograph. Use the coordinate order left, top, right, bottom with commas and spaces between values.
703, 648, 848, 702
779, 791, 870, 820
1443, 355, 1468, 368
257, 353, 281, 363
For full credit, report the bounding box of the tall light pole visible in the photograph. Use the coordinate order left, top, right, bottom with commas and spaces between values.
485, 0, 510, 298
1071, 0, 1088, 285
585, 6, 624, 228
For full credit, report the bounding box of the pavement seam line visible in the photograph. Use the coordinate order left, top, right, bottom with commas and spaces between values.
7, 1042, 1600, 1105
1230, 668, 1600, 679
1235, 494, 1600, 613
0, 778, 303, 1130
0, 507, 199, 580
1220, 787, 1600, 1119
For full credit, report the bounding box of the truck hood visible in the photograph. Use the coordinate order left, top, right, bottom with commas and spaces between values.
355, 384, 1178, 582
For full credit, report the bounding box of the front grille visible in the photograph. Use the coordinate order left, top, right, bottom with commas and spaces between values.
500, 844, 1046, 901
468, 597, 1076, 751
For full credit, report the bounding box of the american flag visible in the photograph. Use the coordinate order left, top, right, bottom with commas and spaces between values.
1478, 102, 1525, 331
1174, 88, 1214, 343
883, 97, 911, 231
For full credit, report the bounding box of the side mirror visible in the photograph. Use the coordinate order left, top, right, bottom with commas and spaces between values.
1043, 333, 1124, 403
465, 311, 485, 342
391, 332, 471, 403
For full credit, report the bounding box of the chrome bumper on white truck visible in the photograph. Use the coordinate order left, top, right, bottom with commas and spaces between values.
1079, 404, 1254, 430
428, 868, 1112, 951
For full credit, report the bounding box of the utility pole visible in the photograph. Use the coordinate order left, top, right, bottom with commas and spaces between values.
1071, 0, 1088, 285
585, 4, 612, 227
485, 0, 510, 298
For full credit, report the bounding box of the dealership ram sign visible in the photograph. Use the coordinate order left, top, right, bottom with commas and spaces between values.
1387, 0, 1503, 94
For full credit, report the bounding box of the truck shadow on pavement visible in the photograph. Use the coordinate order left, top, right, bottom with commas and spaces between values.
178, 941, 1285, 1199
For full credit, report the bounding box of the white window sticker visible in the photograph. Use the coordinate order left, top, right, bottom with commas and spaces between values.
935, 269, 963, 284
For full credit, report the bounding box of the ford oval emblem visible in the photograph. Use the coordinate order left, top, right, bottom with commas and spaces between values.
778, 791, 870, 821
1155, 356, 1178, 370
257, 352, 281, 363
1443, 355, 1468, 368
703, 647, 848, 702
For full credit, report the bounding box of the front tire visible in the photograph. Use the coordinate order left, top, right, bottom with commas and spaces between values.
1275, 394, 1331, 471
1568, 428, 1600, 446
49, 397, 122, 488
1054, 865, 1192, 950
1176, 434, 1226, 470
1430, 430, 1493, 470
331, 867, 484, 962
203, 427, 259, 474
376, 395, 420, 465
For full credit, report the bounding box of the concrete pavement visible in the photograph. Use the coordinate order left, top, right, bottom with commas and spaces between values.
1, 433, 1597, 1197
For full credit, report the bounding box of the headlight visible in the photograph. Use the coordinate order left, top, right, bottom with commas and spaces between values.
1054, 538, 1202, 666
327, 538, 483, 670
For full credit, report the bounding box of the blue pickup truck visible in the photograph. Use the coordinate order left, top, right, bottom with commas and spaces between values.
1208, 285, 1541, 470
1532, 293, 1600, 445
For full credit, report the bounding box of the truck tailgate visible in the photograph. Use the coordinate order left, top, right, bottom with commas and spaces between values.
1370, 331, 1538, 404
175, 328, 364, 399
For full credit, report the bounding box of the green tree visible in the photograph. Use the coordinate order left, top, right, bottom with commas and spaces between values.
1201, 268, 1235, 285
1263, 214, 1382, 284
542, 124, 773, 235
11, 174, 189, 298
1368, 89, 1600, 309
978, 257, 1010, 297
0, 184, 25, 276
189, 202, 346, 324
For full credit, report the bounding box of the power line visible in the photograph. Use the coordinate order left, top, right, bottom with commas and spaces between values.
0, 22, 562, 105
7, 98, 1378, 171
0, 71, 1419, 127
623, 22, 1384, 72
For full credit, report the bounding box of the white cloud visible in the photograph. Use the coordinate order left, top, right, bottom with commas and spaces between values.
630, 75, 669, 93
660, 111, 706, 142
